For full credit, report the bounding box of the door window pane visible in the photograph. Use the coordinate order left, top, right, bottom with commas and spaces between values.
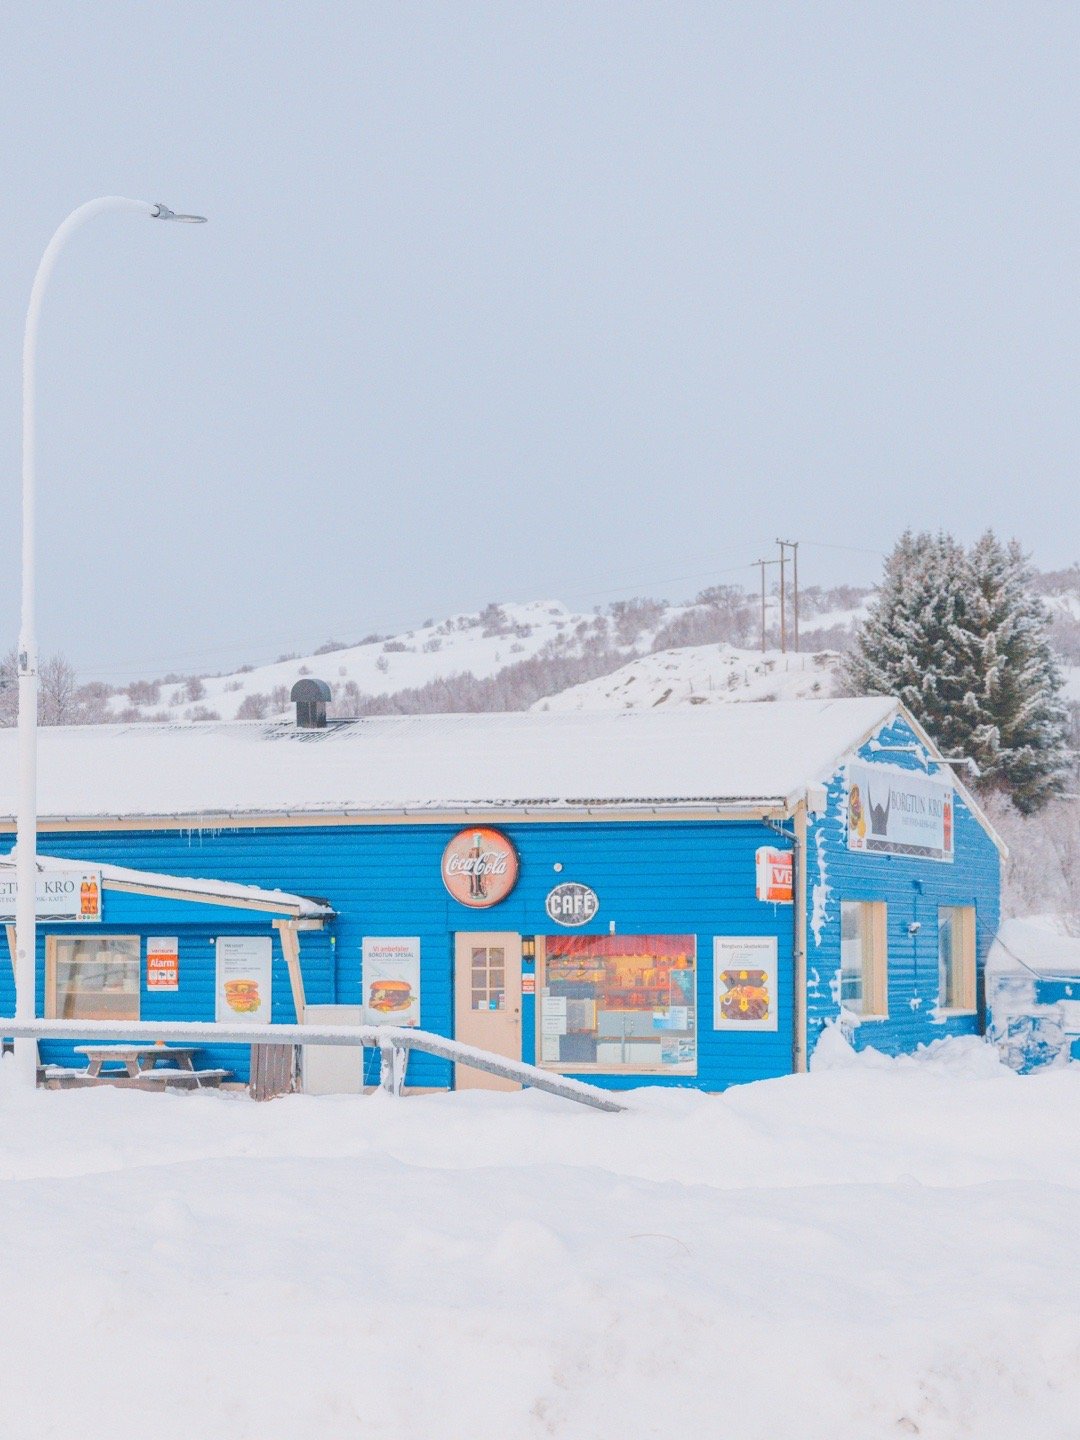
539, 936, 696, 1074
470, 945, 506, 1009
51, 936, 140, 1022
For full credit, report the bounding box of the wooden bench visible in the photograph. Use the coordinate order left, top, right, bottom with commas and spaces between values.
74, 1044, 200, 1079
136, 1068, 231, 1090
67, 1044, 232, 1090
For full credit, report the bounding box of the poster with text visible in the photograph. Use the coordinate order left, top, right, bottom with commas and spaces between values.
146, 936, 179, 992
215, 936, 273, 1024
363, 936, 421, 1027
847, 761, 954, 862
713, 936, 779, 1031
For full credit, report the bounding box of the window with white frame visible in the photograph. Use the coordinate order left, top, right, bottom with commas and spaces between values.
938, 906, 976, 1012
839, 901, 888, 1017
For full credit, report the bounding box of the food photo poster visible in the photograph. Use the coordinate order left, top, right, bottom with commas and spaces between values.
363, 937, 421, 1027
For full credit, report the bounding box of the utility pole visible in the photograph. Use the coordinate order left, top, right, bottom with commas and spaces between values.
752, 559, 777, 654
776, 538, 800, 654
775, 539, 787, 654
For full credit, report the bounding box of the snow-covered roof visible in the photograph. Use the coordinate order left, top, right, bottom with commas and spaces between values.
987, 916, 1080, 977
0, 851, 332, 918
0, 698, 898, 821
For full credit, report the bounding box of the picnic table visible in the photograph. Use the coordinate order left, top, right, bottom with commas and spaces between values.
72, 1044, 229, 1088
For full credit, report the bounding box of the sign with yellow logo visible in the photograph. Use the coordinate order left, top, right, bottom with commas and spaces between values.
713, 936, 779, 1031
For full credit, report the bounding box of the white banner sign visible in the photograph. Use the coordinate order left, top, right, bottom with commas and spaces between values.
0, 868, 102, 922
713, 936, 779, 1031
216, 936, 273, 1024
363, 937, 420, 1027
847, 761, 954, 862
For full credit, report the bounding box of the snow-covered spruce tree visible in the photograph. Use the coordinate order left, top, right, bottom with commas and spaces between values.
842, 530, 978, 757
960, 532, 1071, 813
842, 530, 1070, 814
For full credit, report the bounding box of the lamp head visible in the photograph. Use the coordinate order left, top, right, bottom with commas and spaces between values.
150, 203, 207, 224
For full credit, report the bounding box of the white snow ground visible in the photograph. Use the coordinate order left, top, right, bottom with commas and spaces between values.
0, 1034, 1077, 1439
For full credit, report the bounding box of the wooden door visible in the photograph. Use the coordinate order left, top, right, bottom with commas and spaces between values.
454, 933, 522, 1090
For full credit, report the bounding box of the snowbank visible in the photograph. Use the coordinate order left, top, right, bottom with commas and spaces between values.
0, 1052, 1077, 1438
986, 916, 1080, 1074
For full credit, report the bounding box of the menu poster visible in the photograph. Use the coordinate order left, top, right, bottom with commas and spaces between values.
146, 936, 179, 992
713, 936, 779, 1032
363, 937, 421, 1027
216, 936, 273, 1024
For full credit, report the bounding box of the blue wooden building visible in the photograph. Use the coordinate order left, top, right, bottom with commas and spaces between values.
0, 693, 1004, 1091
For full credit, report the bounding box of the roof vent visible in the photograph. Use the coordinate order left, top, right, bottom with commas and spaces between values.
290, 678, 332, 729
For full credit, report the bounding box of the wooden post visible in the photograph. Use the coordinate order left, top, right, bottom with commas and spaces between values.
776, 540, 787, 653
792, 541, 800, 653
755, 560, 767, 652
272, 918, 309, 1024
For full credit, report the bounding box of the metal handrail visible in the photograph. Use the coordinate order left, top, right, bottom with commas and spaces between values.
2, 1018, 627, 1113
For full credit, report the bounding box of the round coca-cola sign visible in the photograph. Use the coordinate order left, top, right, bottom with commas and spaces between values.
441, 827, 519, 908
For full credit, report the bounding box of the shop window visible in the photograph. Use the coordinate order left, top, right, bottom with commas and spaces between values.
47, 936, 140, 1022
839, 902, 888, 1017
938, 906, 976, 1012
538, 935, 696, 1074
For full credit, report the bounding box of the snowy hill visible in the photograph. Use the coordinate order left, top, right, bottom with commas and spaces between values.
108, 600, 607, 722
105, 584, 874, 724
533, 645, 842, 711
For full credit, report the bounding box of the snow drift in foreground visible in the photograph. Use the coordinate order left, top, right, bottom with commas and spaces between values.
0, 1037, 1077, 1439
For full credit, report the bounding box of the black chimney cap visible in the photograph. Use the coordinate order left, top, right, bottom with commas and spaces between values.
290, 678, 332, 703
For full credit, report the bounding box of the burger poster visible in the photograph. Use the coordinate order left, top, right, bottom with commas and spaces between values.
363, 936, 421, 1027
215, 936, 273, 1025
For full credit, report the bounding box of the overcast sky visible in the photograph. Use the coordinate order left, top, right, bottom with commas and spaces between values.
1, 3, 1077, 681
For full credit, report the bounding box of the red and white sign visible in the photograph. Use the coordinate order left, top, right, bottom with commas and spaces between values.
755, 846, 793, 904
146, 936, 179, 991
441, 827, 519, 908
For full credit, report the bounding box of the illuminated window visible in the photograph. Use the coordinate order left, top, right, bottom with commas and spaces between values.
538, 935, 696, 1074
938, 906, 976, 1012
47, 936, 140, 1022
839, 902, 888, 1017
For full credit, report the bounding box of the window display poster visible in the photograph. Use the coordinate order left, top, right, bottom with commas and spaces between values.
363, 936, 421, 1027
216, 936, 273, 1024
146, 936, 179, 991
540, 934, 697, 1073
713, 936, 779, 1031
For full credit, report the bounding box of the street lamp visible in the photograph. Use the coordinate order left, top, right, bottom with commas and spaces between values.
14, 197, 206, 1083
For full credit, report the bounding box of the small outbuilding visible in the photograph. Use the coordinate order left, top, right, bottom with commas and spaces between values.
0, 695, 1004, 1091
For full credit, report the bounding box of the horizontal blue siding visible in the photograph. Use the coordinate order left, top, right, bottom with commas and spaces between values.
18, 819, 798, 1092
805, 716, 1001, 1057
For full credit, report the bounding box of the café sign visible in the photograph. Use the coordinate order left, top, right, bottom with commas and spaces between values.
545, 882, 599, 927
441, 828, 519, 908
847, 761, 954, 862
0, 868, 102, 922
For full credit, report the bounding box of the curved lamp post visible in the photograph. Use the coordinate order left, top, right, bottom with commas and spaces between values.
14, 197, 207, 1082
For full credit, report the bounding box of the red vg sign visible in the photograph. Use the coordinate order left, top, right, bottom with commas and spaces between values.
441, 827, 520, 908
